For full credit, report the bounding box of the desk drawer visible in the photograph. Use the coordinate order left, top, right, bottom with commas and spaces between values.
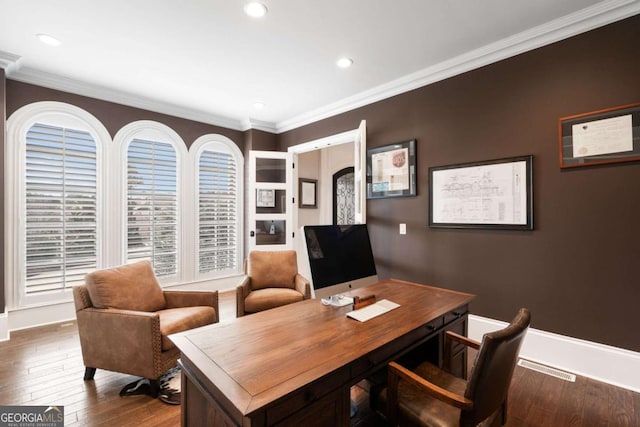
444, 305, 468, 326
266, 366, 350, 425
362, 315, 443, 369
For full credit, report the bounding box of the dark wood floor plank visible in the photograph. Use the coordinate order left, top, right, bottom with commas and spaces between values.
608, 385, 635, 427
505, 364, 545, 422
581, 379, 611, 427
524, 374, 568, 424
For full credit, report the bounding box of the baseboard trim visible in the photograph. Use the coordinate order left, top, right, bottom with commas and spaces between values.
0, 312, 8, 342
469, 314, 640, 393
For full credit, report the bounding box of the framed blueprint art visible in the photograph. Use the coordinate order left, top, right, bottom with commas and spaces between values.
429, 155, 533, 230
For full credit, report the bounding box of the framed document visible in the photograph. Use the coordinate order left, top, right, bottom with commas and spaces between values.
256, 189, 275, 208
429, 155, 533, 230
558, 102, 640, 168
366, 139, 417, 199
299, 178, 317, 208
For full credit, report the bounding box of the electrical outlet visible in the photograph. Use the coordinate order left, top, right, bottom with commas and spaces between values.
399, 223, 406, 234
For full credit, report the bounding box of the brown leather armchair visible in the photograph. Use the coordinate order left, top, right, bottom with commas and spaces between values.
375, 308, 530, 427
236, 250, 311, 317
73, 261, 219, 394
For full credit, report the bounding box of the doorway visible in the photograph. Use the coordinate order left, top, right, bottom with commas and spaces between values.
333, 167, 355, 225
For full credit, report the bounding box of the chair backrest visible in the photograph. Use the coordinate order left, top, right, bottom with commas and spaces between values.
461, 308, 530, 426
84, 260, 166, 312
247, 250, 298, 290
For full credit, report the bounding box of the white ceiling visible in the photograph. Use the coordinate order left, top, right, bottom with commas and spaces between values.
1, 1, 638, 133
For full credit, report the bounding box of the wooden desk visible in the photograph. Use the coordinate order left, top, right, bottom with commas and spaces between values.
171, 279, 474, 426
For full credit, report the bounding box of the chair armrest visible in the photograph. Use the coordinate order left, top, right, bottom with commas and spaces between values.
446, 330, 480, 350
388, 361, 473, 410
75, 307, 162, 378
236, 276, 250, 317
294, 274, 311, 299
164, 290, 219, 322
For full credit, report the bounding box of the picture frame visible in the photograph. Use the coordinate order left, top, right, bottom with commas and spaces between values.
429, 155, 533, 230
299, 178, 317, 208
558, 102, 640, 168
256, 189, 275, 208
366, 139, 417, 199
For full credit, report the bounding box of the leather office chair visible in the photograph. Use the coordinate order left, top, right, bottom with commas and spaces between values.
236, 250, 311, 317
375, 308, 530, 427
73, 261, 219, 395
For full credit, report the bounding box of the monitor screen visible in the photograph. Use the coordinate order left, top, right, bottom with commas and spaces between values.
298, 224, 378, 299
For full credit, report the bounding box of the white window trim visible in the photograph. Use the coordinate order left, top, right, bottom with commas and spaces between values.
113, 121, 188, 285
190, 135, 244, 281
5, 101, 111, 309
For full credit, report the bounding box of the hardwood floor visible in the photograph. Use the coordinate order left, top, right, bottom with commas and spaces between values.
1, 291, 638, 426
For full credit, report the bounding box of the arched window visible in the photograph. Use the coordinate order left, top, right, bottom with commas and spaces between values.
6, 102, 110, 307
191, 135, 244, 278
114, 121, 187, 282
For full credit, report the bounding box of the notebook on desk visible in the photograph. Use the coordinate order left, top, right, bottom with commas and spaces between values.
347, 299, 400, 322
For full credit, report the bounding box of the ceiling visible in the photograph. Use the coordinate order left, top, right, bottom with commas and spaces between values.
1, 0, 638, 133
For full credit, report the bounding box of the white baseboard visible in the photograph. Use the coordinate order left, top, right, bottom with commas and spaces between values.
469, 314, 640, 393
0, 312, 9, 342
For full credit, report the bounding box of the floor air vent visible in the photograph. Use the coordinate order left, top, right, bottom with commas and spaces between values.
517, 359, 576, 382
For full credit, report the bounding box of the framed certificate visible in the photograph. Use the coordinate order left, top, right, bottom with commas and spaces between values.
558, 102, 640, 168
366, 139, 417, 199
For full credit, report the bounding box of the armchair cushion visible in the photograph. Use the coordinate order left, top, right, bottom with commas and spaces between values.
157, 306, 217, 351
85, 261, 166, 312
244, 288, 305, 313
248, 250, 298, 290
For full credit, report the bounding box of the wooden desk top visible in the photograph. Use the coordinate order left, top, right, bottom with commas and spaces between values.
171, 279, 474, 421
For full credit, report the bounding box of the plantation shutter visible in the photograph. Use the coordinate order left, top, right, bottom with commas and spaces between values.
126, 138, 178, 278
198, 149, 238, 273
25, 123, 97, 295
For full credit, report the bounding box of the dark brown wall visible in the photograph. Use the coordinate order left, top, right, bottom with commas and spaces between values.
279, 15, 640, 352
244, 129, 279, 153
0, 69, 5, 313
6, 81, 245, 149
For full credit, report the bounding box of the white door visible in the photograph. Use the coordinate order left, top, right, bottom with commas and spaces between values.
247, 150, 294, 252
354, 120, 367, 224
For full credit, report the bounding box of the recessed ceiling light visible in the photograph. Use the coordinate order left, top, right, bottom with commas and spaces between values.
244, 2, 268, 18
253, 101, 265, 110
336, 57, 353, 68
36, 33, 62, 46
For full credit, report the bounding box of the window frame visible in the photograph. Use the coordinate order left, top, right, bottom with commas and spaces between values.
114, 121, 188, 285
190, 135, 244, 280
6, 105, 245, 310
6, 102, 111, 308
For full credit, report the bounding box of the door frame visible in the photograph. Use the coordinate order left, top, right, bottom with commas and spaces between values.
287, 121, 366, 240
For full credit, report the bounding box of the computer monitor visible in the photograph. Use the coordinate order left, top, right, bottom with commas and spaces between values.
298, 224, 378, 301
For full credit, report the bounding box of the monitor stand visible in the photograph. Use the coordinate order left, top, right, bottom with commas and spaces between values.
320, 294, 354, 307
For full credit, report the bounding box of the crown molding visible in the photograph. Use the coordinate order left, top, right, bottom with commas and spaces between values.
6, 66, 248, 132
0, 51, 21, 73
241, 118, 278, 133
3, 1, 638, 135
275, 0, 640, 133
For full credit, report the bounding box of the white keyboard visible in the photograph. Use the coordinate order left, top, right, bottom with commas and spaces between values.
346, 299, 400, 322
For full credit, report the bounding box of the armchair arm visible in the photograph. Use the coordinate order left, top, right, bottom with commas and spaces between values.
75, 307, 163, 379
294, 274, 311, 299
236, 276, 251, 317
164, 290, 219, 323
446, 330, 480, 350
443, 330, 480, 375
386, 361, 473, 424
